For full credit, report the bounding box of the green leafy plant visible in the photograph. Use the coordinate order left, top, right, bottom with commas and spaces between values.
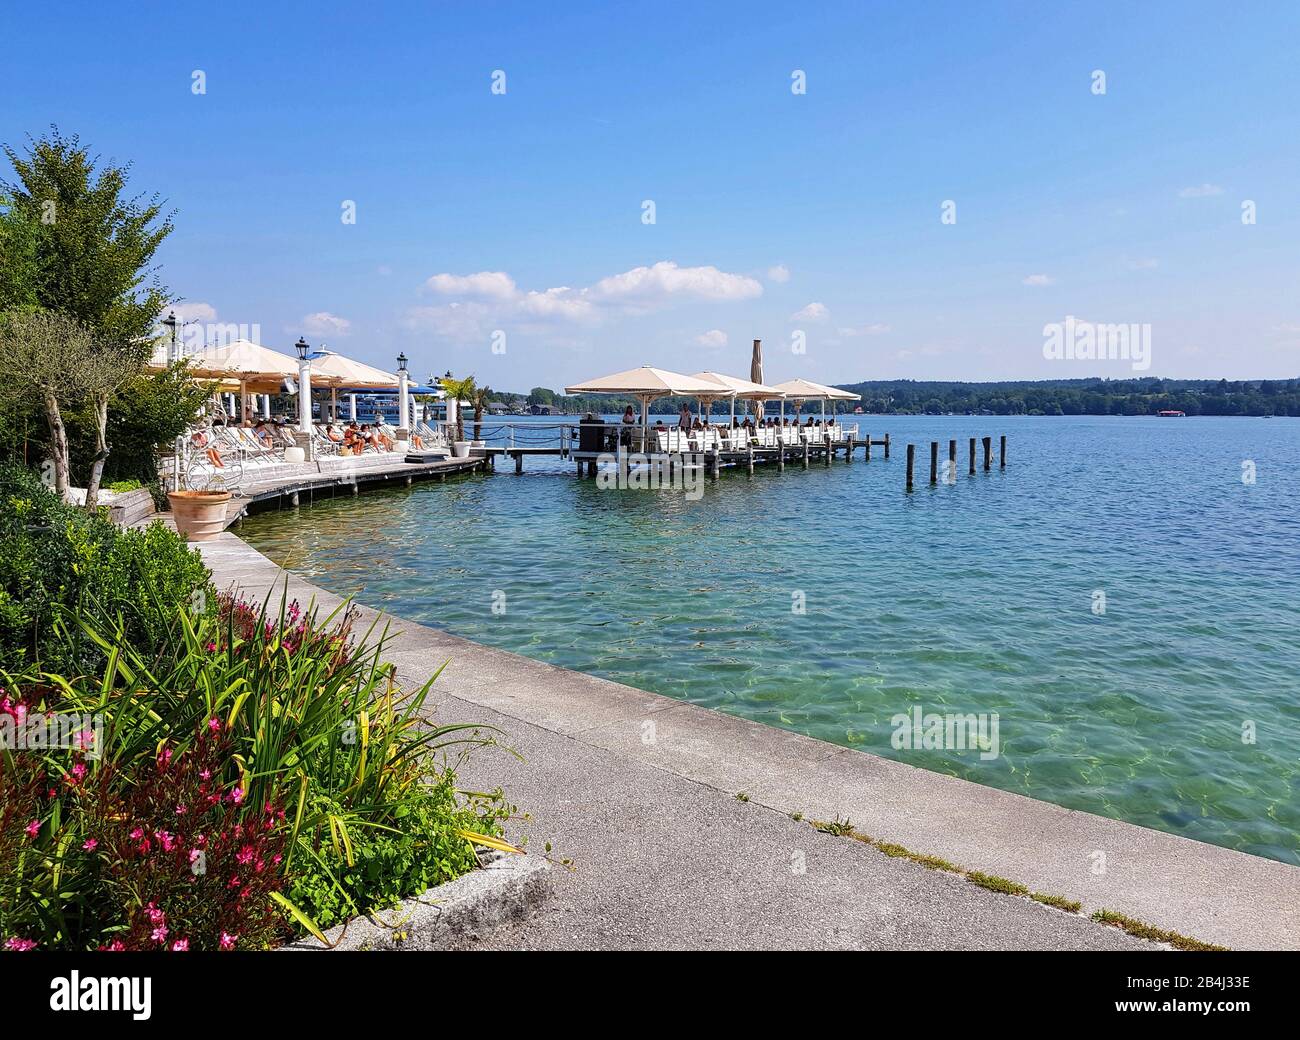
0, 461, 212, 673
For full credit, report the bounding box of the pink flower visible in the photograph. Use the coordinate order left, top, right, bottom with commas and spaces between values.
171, 939, 189, 952
157, 747, 172, 769
146, 903, 166, 925
175, 804, 186, 815
4, 938, 37, 952
100, 939, 126, 952
229, 787, 245, 805
219, 932, 237, 951
207, 717, 221, 732
236, 844, 255, 865
129, 827, 144, 840
151, 925, 168, 944
205, 642, 217, 653
82, 838, 98, 852
24, 820, 39, 839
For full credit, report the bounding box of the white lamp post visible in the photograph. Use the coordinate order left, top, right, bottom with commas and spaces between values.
295, 337, 312, 433
396, 352, 411, 451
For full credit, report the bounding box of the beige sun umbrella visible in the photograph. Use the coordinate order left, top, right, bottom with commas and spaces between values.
771, 377, 861, 426
691, 371, 783, 427
307, 350, 399, 421
180, 339, 303, 424
564, 365, 722, 451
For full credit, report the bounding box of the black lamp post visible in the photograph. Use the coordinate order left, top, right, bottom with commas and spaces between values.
161, 311, 178, 360
397, 352, 408, 372
295, 337, 309, 360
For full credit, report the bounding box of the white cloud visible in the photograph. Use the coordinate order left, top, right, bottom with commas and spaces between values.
300, 311, 352, 337
162, 301, 217, 322
767, 264, 790, 283
1127, 258, 1159, 270
590, 261, 762, 304
791, 302, 829, 322
517, 287, 596, 320
1178, 183, 1224, 198
1022, 274, 1055, 286
695, 329, 728, 348
402, 301, 491, 340
425, 271, 519, 299
413, 260, 761, 341
838, 322, 891, 337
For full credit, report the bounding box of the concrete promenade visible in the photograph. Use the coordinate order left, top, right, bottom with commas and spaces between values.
196, 532, 1299, 951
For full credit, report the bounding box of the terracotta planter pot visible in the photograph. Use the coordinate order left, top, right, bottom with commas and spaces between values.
167, 490, 232, 541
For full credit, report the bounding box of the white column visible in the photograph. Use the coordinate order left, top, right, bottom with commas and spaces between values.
349, 393, 357, 421
297, 359, 313, 433
397, 370, 410, 434
261, 394, 271, 419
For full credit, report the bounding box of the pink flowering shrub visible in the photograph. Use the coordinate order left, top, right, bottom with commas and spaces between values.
84, 725, 288, 951
2, 589, 511, 950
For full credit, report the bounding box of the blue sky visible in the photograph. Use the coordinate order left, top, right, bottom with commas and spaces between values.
4, 0, 1298, 389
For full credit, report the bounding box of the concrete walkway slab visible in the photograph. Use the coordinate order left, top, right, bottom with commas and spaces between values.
195, 531, 1300, 950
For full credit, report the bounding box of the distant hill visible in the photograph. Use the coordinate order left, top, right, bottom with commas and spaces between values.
830, 377, 1300, 417
497, 377, 1300, 417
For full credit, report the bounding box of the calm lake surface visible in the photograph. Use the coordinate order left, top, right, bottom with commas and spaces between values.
239, 415, 1300, 864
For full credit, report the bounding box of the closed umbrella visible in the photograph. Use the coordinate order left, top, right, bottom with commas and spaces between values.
749, 339, 764, 417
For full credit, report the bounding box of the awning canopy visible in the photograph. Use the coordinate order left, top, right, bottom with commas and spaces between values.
690, 371, 784, 400
176, 339, 301, 392
770, 377, 860, 401
564, 365, 723, 398
306, 350, 400, 389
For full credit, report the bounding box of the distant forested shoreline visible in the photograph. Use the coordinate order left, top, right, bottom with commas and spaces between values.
505, 377, 1300, 416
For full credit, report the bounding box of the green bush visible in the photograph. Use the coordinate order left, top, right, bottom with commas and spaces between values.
0, 461, 212, 672
1, 589, 514, 949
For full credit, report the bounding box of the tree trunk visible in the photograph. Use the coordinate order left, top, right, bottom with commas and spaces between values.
43, 390, 71, 498
84, 392, 110, 510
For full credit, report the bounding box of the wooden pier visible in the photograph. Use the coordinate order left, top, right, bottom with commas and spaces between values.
449, 422, 1007, 494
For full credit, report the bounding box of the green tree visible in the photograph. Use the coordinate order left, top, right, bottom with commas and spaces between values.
0, 310, 101, 496
439, 375, 476, 443
2, 128, 174, 506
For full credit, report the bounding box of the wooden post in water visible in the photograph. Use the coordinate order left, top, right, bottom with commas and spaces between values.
864, 432, 871, 461
747, 439, 755, 474
929, 441, 938, 484
884, 433, 891, 459
948, 439, 957, 482
824, 433, 832, 466
982, 436, 991, 471
515, 452, 523, 475
968, 437, 976, 475
906, 443, 915, 490
1000, 435, 1006, 468
802, 438, 809, 469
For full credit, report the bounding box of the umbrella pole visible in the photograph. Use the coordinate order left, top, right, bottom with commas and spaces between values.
331, 388, 338, 422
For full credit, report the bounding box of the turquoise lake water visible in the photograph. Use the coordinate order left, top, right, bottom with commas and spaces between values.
238, 415, 1300, 864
